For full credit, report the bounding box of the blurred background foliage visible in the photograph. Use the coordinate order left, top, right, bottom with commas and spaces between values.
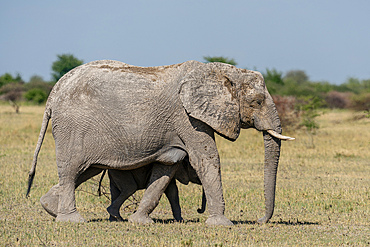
0, 54, 82, 110
1, 55, 369, 130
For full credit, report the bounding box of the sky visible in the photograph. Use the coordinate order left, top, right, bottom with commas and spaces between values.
1, 0, 369, 85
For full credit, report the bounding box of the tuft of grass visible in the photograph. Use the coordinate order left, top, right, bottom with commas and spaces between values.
334, 152, 356, 159
0, 105, 369, 246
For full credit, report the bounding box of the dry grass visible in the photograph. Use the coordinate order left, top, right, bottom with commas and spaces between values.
0, 105, 369, 246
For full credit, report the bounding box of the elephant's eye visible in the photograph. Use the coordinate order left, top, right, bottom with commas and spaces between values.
250, 98, 262, 107
250, 100, 261, 108
255, 94, 265, 106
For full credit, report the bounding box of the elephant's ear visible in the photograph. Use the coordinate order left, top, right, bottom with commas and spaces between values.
179, 63, 240, 141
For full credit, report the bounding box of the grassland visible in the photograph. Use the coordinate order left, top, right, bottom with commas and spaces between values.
0, 105, 369, 246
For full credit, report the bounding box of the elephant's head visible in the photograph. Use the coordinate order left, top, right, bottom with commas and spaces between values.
179, 61, 294, 223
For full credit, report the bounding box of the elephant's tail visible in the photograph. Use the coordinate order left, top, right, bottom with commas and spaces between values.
26, 107, 52, 197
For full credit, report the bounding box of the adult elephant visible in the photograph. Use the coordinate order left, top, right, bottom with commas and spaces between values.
27, 60, 293, 225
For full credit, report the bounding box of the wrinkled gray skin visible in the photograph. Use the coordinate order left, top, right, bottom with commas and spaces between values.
108, 160, 203, 222
27, 60, 285, 225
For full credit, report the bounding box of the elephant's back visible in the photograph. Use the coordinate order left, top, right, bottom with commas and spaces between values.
47, 60, 183, 149
48, 60, 178, 112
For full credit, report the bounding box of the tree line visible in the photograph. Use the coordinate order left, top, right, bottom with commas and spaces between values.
1, 55, 369, 128
0, 54, 83, 112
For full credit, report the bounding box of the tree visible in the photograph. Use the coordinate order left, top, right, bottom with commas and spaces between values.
0, 73, 24, 113
0, 83, 24, 113
51, 54, 83, 82
0, 73, 23, 87
262, 68, 284, 95
284, 70, 309, 85
337, 77, 370, 94
203, 56, 237, 66
29, 75, 45, 84
296, 96, 323, 148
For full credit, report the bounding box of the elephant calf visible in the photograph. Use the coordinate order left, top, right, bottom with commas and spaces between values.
39, 161, 205, 222
107, 161, 204, 222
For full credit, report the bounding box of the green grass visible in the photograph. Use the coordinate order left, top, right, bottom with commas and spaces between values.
0, 105, 369, 246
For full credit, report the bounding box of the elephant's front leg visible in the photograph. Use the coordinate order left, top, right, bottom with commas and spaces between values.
128, 163, 179, 224
180, 119, 233, 226
190, 150, 233, 226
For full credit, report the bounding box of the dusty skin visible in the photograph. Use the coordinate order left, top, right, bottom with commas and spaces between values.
27, 60, 293, 225
1, 106, 368, 245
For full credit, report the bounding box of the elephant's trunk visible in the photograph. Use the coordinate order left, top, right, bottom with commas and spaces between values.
257, 105, 283, 223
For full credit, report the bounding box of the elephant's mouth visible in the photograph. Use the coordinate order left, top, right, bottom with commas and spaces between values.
266, 130, 295, 141
240, 122, 295, 141
240, 117, 254, 129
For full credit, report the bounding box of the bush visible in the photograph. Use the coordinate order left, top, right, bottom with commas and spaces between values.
350, 93, 370, 112
296, 96, 323, 132
325, 91, 351, 109
0, 73, 23, 87
272, 95, 301, 131
0, 83, 24, 113
24, 81, 53, 94
24, 88, 48, 104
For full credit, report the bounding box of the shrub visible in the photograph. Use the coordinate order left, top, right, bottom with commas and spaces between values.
325, 91, 351, 109
0, 73, 23, 87
0, 83, 24, 113
350, 93, 370, 111
24, 88, 48, 104
296, 96, 323, 132
24, 81, 53, 94
272, 95, 301, 131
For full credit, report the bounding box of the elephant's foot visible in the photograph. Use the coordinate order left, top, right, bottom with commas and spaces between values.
128, 212, 153, 224
40, 185, 60, 218
205, 215, 233, 226
109, 215, 124, 222
174, 216, 184, 223
107, 206, 124, 222
56, 211, 86, 223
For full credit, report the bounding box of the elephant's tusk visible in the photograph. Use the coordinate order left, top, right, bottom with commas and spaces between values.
267, 130, 295, 141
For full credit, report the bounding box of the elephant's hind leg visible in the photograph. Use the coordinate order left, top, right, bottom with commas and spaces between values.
40, 184, 59, 217
107, 170, 138, 222
55, 161, 86, 223
40, 167, 103, 219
